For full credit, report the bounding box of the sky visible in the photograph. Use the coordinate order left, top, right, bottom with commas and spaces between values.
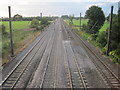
0, 0, 120, 18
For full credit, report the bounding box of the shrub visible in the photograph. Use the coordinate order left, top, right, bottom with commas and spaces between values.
41, 17, 50, 27
81, 24, 87, 31
31, 18, 39, 29
96, 31, 107, 47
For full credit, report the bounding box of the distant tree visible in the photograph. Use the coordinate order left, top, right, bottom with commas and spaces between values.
13, 14, 23, 21
31, 18, 39, 30
69, 14, 74, 25
61, 15, 69, 19
41, 17, 50, 27
85, 6, 105, 34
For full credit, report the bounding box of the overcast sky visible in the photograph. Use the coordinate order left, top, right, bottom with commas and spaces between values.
0, 0, 120, 18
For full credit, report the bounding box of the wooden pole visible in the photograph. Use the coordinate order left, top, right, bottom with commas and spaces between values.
80, 13, 81, 30
40, 13, 42, 20
106, 6, 113, 56
8, 6, 14, 57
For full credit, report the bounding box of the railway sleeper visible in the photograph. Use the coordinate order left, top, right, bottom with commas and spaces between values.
3, 83, 13, 88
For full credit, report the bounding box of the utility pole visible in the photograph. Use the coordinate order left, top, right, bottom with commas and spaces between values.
40, 13, 42, 20
8, 6, 14, 57
80, 13, 81, 30
106, 6, 114, 56
40, 13, 42, 32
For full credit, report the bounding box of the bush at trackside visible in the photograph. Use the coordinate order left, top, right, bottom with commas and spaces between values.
30, 18, 40, 30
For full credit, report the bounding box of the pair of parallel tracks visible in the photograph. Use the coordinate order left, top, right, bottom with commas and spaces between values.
39, 27, 56, 88
63, 20, 120, 89
1, 23, 55, 89
62, 21, 88, 89
74, 30, 120, 88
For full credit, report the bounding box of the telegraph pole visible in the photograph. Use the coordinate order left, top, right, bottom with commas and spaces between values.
40, 13, 42, 20
80, 13, 81, 30
106, 6, 114, 56
8, 6, 14, 57
40, 13, 42, 32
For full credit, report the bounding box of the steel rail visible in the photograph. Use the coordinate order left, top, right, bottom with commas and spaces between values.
71, 27, 120, 88
39, 30, 55, 88
62, 22, 87, 89
1, 31, 48, 88
10, 29, 52, 89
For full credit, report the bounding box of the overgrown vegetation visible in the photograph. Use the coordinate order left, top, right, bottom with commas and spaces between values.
1, 16, 53, 65
2, 21, 36, 65
109, 8, 120, 63
81, 6, 120, 64
65, 6, 120, 64
30, 17, 50, 31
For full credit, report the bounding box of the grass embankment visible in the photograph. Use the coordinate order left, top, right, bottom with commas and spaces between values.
2, 21, 41, 65
65, 19, 120, 63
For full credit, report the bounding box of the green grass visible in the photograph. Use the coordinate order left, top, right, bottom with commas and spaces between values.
65, 19, 88, 26
65, 19, 108, 32
2, 21, 31, 32
66, 19, 109, 32
1, 21, 40, 64
73, 19, 88, 26
99, 21, 109, 32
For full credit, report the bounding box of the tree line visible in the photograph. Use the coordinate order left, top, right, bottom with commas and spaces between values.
1, 15, 59, 21
82, 6, 120, 63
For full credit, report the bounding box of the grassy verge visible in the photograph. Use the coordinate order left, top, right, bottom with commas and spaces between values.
1, 21, 41, 65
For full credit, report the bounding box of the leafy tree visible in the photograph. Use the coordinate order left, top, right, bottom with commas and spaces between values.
69, 14, 74, 25
106, 7, 120, 63
85, 6, 105, 34
110, 7, 120, 51
31, 18, 39, 29
61, 15, 69, 19
13, 14, 23, 21
41, 17, 50, 27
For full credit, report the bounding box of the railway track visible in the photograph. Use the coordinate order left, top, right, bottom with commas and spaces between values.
62, 21, 88, 89
74, 30, 120, 88
39, 26, 56, 88
2, 19, 119, 89
63, 21, 120, 88
63, 41, 88, 89
1, 23, 54, 89
41, 24, 60, 88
